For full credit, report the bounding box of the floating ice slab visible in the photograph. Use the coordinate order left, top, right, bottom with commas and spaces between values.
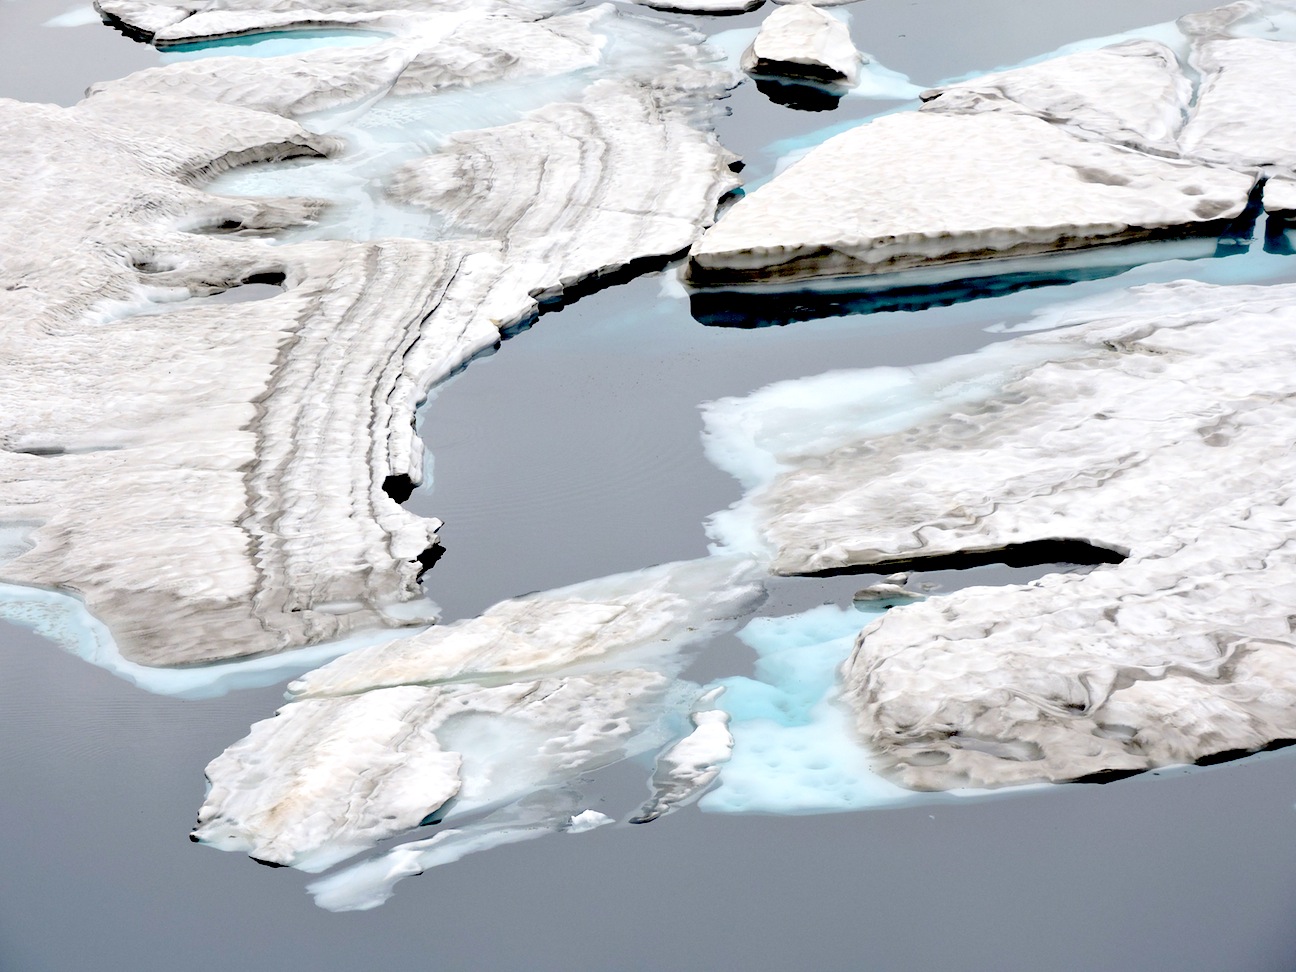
196, 556, 761, 869
194, 668, 679, 869
741, 5, 860, 87
1264, 175, 1296, 214
193, 686, 465, 870
632, 687, 734, 822
706, 277, 1296, 787
688, 11, 1296, 288
689, 110, 1252, 285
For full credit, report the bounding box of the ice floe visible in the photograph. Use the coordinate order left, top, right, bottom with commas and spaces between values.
687, 7, 1296, 286
632, 686, 734, 822
705, 276, 1296, 787
193, 557, 760, 869
288, 557, 762, 699
194, 667, 684, 870
22, 0, 1296, 907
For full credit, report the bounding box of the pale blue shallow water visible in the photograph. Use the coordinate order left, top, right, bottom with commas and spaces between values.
4, 0, 1296, 968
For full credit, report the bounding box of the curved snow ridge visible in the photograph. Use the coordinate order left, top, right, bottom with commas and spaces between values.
386, 75, 741, 303
0, 94, 462, 667
0, 93, 503, 666
2, 0, 740, 670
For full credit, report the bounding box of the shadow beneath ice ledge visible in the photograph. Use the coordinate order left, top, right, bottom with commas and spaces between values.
690, 192, 1275, 328
690, 260, 1148, 327
1068, 737, 1296, 787
795, 538, 1128, 578
752, 77, 845, 113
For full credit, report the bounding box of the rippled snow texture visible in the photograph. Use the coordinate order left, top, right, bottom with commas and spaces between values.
0, 2, 737, 667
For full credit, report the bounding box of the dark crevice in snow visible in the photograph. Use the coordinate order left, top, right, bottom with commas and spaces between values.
798, 539, 1128, 578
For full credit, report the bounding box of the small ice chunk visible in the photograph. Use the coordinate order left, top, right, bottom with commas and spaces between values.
632, 688, 734, 822
852, 579, 921, 604
741, 5, 860, 87
566, 809, 613, 833
1264, 175, 1296, 214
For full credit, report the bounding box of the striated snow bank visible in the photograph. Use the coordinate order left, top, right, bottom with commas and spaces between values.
0, 2, 738, 668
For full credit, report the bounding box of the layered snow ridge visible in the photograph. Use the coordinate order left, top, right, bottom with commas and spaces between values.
0, 0, 739, 666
